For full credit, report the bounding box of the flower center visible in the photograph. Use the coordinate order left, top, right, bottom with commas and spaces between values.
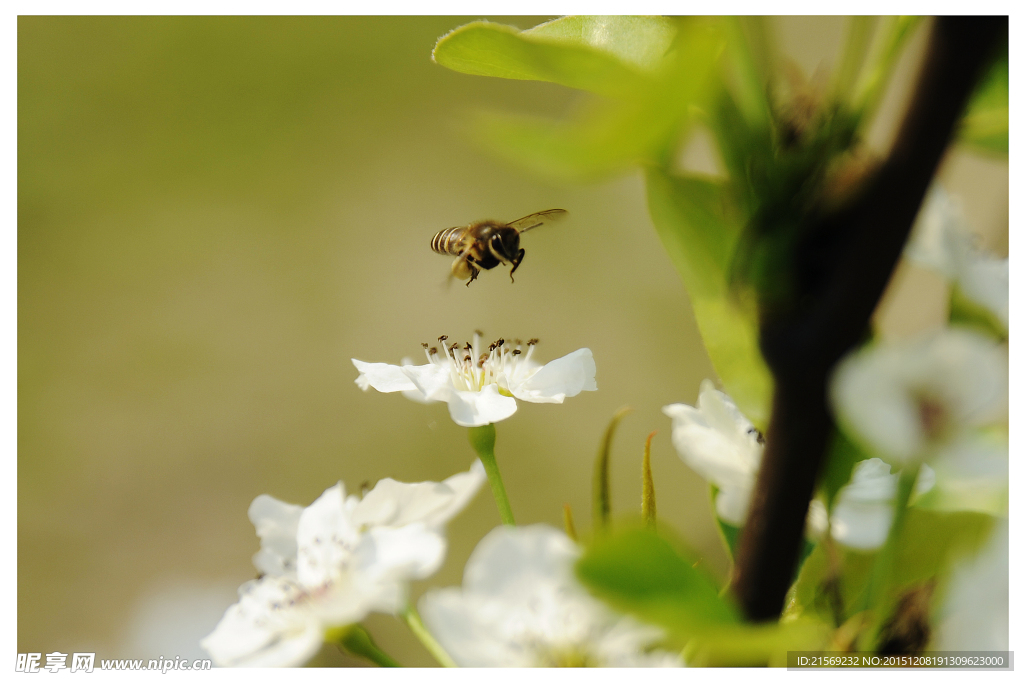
421, 332, 539, 393
914, 392, 949, 441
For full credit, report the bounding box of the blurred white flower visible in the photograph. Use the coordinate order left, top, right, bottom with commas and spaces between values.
830, 328, 1007, 466
201, 461, 486, 667
906, 186, 1008, 328
419, 524, 680, 667
807, 458, 935, 551
662, 379, 764, 525
353, 333, 596, 427
932, 518, 1008, 650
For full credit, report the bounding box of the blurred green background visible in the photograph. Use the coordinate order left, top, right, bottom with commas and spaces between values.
18, 16, 1007, 666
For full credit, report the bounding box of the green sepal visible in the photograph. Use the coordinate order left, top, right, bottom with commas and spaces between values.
326, 624, 402, 667
593, 406, 631, 532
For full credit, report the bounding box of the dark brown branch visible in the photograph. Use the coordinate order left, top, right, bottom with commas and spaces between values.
731, 16, 1006, 622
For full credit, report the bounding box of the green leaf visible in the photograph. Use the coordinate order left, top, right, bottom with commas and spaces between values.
684, 618, 831, 667
576, 527, 740, 637
525, 16, 677, 73
467, 18, 725, 181
959, 46, 1008, 155
432, 20, 646, 97
645, 166, 772, 425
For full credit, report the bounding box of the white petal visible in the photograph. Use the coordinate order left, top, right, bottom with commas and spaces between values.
200, 578, 323, 668
401, 362, 453, 401
294, 483, 359, 589
662, 403, 758, 490
351, 359, 419, 394
715, 483, 753, 526
958, 255, 1008, 329
419, 589, 532, 667
351, 459, 486, 528
248, 495, 304, 577
359, 523, 447, 585
510, 348, 597, 403
445, 384, 518, 427
831, 349, 923, 463
905, 184, 964, 278
830, 498, 894, 551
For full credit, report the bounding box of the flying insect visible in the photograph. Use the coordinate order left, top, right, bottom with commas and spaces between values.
430, 209, 567, 285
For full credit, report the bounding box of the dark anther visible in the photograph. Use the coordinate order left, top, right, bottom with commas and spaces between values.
438, 335, 448, 342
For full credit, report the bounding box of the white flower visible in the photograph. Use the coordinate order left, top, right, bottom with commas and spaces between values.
662, 379, 763, 525
353, 333, 597, 427
419, 525, 680, 667
201, 461, 486, 667
905, 186, 1008, 328
830, 328, 1007, 466
932, 518, 1008, 651
808, 458, 936, 551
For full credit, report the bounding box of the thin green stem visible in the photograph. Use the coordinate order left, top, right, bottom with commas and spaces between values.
861, 463, 920, 631
402, 605, 457, 668
468, 424, 515, 525
327, 624, 401, 667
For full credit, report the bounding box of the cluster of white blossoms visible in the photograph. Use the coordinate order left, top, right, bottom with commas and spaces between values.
201, 461, 486, 667
419, 525, 681, 667
353, 333, 597, 427
905, 186, 1008, 328
664, 380, 936, 551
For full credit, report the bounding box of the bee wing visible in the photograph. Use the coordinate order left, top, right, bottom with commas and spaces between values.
507, 208, 568, 233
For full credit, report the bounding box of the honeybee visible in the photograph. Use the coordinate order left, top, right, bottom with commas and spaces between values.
430, 209, 567, 285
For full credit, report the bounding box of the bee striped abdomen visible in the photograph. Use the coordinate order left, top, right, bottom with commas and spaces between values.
431, 227, 467, 256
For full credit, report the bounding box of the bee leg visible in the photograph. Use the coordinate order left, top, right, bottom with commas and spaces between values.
465, 259, 481, 286
509, 249, 526, 282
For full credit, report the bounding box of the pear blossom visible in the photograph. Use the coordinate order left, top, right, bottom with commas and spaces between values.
905, 186, 1008, 328
807, 458, 936, 551
353, 333, 597, 427
201, 461, 486, 667
662, 379, 763, 525
419, 524, 680, 667
830, 328, 1007, 466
